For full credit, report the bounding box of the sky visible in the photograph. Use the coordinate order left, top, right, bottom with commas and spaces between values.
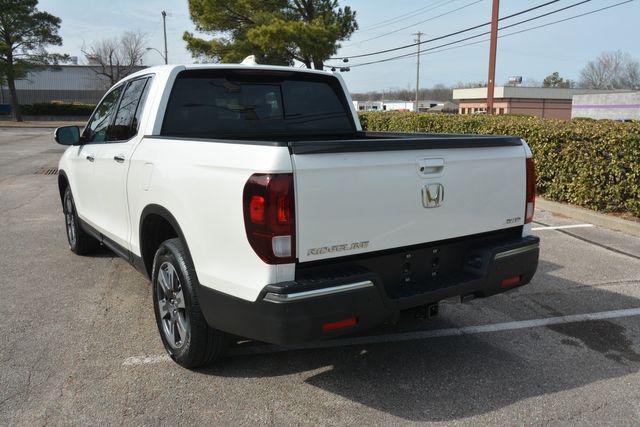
38, 0, 640, 93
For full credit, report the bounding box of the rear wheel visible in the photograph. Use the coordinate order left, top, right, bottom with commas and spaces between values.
152, 238, 229, 368
63, 186, 100, 255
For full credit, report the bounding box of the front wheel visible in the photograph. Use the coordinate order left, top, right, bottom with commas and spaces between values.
63, 186, 100, 255
152, 238, 229, 368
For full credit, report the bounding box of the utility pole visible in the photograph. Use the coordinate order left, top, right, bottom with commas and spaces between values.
413, 32, 423, 113
161, 10, 168, 64
486, 0, 499, 114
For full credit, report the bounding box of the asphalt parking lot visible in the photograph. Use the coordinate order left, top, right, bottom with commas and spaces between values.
1, 127, 640, 425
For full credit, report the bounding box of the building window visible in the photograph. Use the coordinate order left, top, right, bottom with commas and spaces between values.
499, 108, 504, 114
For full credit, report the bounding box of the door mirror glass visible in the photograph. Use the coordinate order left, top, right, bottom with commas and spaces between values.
54, 126, 80, 145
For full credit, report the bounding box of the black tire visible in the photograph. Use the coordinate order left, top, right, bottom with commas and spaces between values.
152, 238, 229, 368
63, 186, 100, 255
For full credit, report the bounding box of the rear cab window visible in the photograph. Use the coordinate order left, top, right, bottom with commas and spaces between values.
161, 69, 356, 139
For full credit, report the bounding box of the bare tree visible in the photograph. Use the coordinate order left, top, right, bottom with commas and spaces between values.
351, 84, 453, 102
579, 50, 640, 90
82, 31, 147, 87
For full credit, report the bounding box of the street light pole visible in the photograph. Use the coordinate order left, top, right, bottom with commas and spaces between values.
161, 10, 168, 64
146, 47, 166, 64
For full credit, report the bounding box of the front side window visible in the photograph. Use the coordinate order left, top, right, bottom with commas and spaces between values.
161, 70, 355, 139
82, 86, 123, 143
108, 77, 151, 141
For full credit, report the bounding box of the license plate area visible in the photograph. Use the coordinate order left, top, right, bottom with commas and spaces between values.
296, 227, 523, 300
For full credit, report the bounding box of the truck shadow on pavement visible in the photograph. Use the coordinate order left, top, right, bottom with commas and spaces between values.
204, 259, 640, 422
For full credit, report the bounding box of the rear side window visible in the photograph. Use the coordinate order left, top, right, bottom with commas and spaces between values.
161, 70, 355, 139
108, 76, 151, 141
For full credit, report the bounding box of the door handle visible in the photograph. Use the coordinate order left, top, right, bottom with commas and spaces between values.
113, 155, 125, 163
86, 155, 95, 162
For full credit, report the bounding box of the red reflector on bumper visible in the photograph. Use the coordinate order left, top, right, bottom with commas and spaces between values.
322, 317, 357, 333
501, 275, 521, 288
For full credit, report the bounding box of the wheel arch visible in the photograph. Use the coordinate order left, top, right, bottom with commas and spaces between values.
57, 170, 69, 204
139, 204, 194, 280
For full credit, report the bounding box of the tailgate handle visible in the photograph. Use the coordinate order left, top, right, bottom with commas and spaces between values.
418, 158, 445, 176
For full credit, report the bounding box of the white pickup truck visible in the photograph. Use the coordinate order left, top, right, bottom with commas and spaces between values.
54, 63, 539, 368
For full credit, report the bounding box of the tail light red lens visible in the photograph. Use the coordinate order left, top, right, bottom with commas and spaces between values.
525, 157, 536, 224
249, 195, 265, 224
243, 173, 295, 264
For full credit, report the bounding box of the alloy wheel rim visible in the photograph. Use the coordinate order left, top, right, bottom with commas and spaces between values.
156, 261, 189, 349
64, 194, 76, 246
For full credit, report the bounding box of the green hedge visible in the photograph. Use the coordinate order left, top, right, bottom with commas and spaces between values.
20, 103, 95, 116
359, 112, 640, 218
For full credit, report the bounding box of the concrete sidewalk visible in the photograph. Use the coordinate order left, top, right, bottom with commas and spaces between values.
537, 197, 640, 237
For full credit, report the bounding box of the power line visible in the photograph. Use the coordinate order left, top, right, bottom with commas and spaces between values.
338, 0, 595, 67
329, 0, 561, 61
344, 0, 633, 68
357, 0, 458, 32
344, 0, 482, 48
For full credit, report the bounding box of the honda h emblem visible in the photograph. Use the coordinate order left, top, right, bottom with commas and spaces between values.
421, 183, 444, 208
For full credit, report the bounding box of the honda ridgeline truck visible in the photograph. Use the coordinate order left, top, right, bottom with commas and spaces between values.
54, 62, 539, 368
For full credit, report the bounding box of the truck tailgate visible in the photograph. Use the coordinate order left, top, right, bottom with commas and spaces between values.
291, 137, 527, 263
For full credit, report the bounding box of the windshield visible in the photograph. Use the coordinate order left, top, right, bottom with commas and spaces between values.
161, 69, 356, 139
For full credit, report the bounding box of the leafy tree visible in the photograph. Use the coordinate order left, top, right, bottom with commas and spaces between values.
0, 0, 66, 121
542, 72, 574, 88
579, 50, 640, 90
183, 0, 358, 70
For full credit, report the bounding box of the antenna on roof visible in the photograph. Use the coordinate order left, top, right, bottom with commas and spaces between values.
241, 55, 258, 66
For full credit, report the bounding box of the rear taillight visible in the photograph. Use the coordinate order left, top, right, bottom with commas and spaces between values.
243, 173, 295, 264
525, 157, 536, 224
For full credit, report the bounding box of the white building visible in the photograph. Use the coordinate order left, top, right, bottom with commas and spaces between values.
351, 100, 385, 111
352, 99, 443, 112
572, 92, 640, 120
0, 65, 147, 106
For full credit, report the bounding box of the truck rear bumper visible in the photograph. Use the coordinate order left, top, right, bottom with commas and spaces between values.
196, 232, 539, 346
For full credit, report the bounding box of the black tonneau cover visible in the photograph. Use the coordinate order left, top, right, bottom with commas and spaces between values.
148, 131, 523, 153
288, 131, 523, 155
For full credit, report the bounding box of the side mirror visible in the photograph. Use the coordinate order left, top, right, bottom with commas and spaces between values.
54, 126, 81, 146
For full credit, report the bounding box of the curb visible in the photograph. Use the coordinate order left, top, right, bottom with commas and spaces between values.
536, 197, 640, 238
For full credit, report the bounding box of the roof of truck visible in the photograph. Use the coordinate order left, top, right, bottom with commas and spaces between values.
126, 63, 334, 81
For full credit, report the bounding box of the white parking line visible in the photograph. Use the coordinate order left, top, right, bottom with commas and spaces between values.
532, 224, 593, 231
122, 307, 640, 365
123, 354, 170, 366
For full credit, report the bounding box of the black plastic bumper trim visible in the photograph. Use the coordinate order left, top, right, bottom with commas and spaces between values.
196, 235, 540, 346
